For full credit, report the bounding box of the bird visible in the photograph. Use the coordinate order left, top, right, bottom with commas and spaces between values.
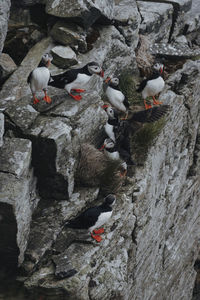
137, 63, 165, 110
48, 61, 104, 101
102, 104, 119, 142
27, 53, 53, 105
104, 77, 129, 118
102, 104, 170, 165
65, 194, 116, 242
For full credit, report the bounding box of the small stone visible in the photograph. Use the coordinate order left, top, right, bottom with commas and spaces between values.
51, 45, 78, 68
0, 53, 17, 81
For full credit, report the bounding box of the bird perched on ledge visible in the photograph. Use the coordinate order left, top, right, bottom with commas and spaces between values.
137, 63, 165, 110
48, 61, 104, 101
27, 53, 53, 105
104, 77, 130, 118
65, 194, 116, 242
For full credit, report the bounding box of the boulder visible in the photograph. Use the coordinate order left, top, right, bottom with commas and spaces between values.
45, 0, 114, 28
51, 45, 78, 68
113, 0, 141, 49
50, 21, 87, 53
0, 0, 11, 55
0, 113, 4, 147
0, 138, 38, 265
0, 53, 17, 82
138, 1, 173, 43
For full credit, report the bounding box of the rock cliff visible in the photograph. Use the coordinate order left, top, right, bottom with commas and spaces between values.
0, 0, 200, 299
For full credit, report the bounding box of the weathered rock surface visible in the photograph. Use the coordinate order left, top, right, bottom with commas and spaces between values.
51, 45, 77, 68
45, 0, 114, 28
16, 60, 200, 299
0, 0, 11, 55
138, 1, 173, 43
50, 21, 87, 53
0, 138, 38, 265
78, 25, 138, 77
113, 0, 141, 49
0, 113, 4, 147
0, 53, 17, 82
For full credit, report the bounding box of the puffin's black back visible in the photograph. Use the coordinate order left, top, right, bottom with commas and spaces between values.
65, 195, 114, 230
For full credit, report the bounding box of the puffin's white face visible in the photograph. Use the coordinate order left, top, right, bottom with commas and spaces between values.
153, 63, 164, 74
110, 77, 119, 86
104, 138, 115, 149
106, 107, 115, 119
88, 63, 102, 76
42, 53, 53, 64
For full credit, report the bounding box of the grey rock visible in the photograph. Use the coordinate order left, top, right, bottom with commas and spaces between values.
0, 137, 38, 265
0, 0, 11, 55
50, 21, 87, 53
0, 138, 32, 177
114, 0, 141, 49
53, 253, 77, 279
45, 0, 114, 28
0, 53, 17, 81
138, 1, 173, 43
0, 113, 4, 147
22, 187, 99, 273
150, 42, 200, 58
77, 25, 138, 77
51, 45, 78, 68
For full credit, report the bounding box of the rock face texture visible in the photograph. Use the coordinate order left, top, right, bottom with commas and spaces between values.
0, 0, 11, 55
0, 0, 200, 299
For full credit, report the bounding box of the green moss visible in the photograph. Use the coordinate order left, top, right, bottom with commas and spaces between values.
119, 71, 143, 106
132, 118, 166, 162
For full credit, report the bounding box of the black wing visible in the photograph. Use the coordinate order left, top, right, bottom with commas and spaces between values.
137, 73, 160, 92
129, 105, 170, 123
49, 69, 79, 89
65, 206, 101, 230
123, 96, 129, 109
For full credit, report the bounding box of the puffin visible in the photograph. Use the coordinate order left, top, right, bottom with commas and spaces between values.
65, 194, 116, 242
104, 77, 129, 117
99, 138, 128, 176
27, 53, 53, 105
102, 104, 170, 165
48, 61, 104, 101
137, 63, 165, 110
102, 104, 119, 142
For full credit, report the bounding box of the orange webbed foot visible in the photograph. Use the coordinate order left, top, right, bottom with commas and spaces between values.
43, 95, 52, 104
71, 89, 86, 93
144, 100, 152, 110
93, 228, 104, 234
152, 96, 162, 105
33, 97, 40, 104
91, 233, 102, 242
69, 93, 82, 101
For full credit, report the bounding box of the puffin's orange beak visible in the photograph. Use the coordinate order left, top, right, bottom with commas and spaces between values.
102, 104, 109, 110
99, 70, 104, 78
47, 59, 51, 67
104, 77, 111, 84
99, 144, 105, 151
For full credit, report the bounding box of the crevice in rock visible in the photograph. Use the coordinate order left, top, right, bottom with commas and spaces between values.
193, 256, 200, 300
0, 203, 19, 280
187, 133, 200, 178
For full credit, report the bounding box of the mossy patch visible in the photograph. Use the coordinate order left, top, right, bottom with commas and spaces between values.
119, 71, 143, 106
132, 117, 166, 164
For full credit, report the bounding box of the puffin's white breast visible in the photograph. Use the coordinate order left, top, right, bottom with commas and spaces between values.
104, 149, 120, 160
106, 86, 126, 112
104, 123, 115, 142
89, 211, 112, 232
30, 67, 50, 92
142, 76, 165, 99
65, 73, 91, 93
